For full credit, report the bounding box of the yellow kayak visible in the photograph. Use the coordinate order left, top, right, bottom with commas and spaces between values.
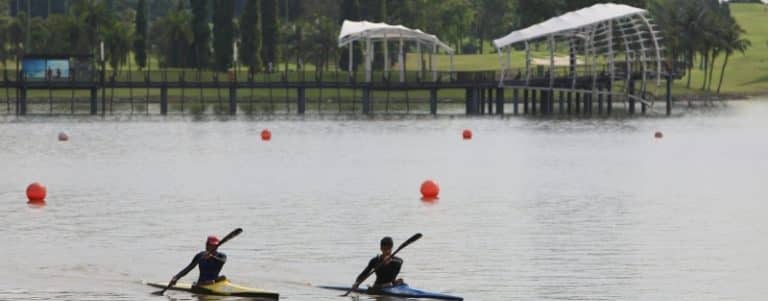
145, 279, 279, 299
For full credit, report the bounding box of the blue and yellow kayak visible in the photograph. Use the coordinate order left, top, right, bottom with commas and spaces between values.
145, 279, 279, 299
319, 284, 463, 300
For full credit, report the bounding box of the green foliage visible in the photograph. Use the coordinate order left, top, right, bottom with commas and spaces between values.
133, 0, 147, 69
190, 0, 212, 69
213, 0, 236, 72
261, 0, 280, 69
150, 4, 193, 68
240, 0, 263, 73
103, 20, 133, 75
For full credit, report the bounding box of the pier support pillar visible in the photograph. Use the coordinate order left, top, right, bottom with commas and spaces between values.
228, 86, 237, 115
297, 87, 306, 115
90, 87, 98, 115
598, 87, 604, 115
496, 88, 504, 115
160, 87, 168, 115
666, 75, 672, 116
628, 79, 636, 115
18, 87, 27, 115
523, 89, 529, 115
607, 81, 613, 115
362, 87, 371, 115
430, 88, 438, 115
513, 88, 519, 115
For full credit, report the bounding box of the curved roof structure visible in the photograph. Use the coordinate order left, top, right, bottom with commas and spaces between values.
338, 20, 454, 53
493, 4, 647, 49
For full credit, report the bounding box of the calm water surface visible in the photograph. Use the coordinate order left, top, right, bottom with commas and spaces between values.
1, 101, 767, 301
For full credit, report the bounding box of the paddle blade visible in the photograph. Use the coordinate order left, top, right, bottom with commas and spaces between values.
219, 228, 243, 245
151, 290, 164, 296
395, 233, 422, 252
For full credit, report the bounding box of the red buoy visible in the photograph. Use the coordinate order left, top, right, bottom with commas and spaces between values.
26, 182, 47, 203
261, 129, 272, 141
58, 132, 69, 141
654, 131, 663, 139
420, 180, 440, 199
462, 129, 472, 140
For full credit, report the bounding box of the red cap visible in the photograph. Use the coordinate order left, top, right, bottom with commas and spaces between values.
206, 235, 220, 246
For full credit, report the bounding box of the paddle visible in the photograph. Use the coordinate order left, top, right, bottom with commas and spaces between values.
152, 228, 243, 296
341, 233, 422, 297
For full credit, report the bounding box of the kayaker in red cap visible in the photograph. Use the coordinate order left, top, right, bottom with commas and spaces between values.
169, 235, 228, 287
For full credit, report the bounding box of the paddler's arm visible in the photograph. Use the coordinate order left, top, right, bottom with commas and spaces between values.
173, 252, 202, 282
353, 257, 378, 288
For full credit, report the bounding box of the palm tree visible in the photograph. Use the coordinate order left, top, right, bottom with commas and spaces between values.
716, 22, 750, 94
151, 9, 193, 67
70, 0, 112, 54
102, 21, 133, 77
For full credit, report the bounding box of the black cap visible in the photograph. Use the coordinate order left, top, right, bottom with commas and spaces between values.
380, 236, 393, 248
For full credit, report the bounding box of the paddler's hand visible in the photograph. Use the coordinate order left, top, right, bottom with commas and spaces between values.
170, 277, 178, 285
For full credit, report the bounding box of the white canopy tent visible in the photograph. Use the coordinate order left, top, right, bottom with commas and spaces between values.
338, 20, 455, 82
493, 3, 664, 104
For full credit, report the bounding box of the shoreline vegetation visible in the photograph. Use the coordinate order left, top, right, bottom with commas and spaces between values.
1, 1, 766, 103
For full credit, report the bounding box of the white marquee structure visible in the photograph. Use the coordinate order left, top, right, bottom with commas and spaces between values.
338, 20, 455, 83
493, 3, 665, 105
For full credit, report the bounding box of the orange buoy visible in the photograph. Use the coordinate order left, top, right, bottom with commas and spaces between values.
58, 132, 69, 141
654, 131, 663, 139
261, 129, 272, 141
420, 180, 440, 199
462, 129, 472, 140
26, 182, 47, 203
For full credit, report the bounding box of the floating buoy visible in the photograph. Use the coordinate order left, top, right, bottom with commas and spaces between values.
654, 131, 663, 139
58, 132, 69, 141
26, 182, 47, 203
462, 129, 472, 140
261, 129, 272, 141
420, 180, 440, 199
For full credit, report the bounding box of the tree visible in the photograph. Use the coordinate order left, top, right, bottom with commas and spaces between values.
151, 4, 193, 68
240, 0, 263, 73
213, 0, 235, 72
716, 9, 750, 93
102, 20, 133, 77
190, 0, 212, 69
338, 0, 362, 71
516, 0, 563, 28
304, 16, 338, 72
134, 0, 147, 69
474, 0, 515, 54
70, 0, 112, 54
261, 0, 280, 70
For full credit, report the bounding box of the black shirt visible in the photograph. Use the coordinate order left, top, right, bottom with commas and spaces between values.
174, 251, 227, 284
356, 255, 403, 285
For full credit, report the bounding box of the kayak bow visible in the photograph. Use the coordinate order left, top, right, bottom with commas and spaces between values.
145, 279, 279, 299
319, 283, 462, 300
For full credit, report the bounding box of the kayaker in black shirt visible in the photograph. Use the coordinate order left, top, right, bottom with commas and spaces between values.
170, 235, 227, 286
354, 236, 404, 289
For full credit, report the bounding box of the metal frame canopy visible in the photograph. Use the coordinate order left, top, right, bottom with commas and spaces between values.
338, 20, 455, 82
492, 3, 664, 105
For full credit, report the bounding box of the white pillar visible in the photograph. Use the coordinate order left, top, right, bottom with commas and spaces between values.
384, 33, 389, 80
417, 41, 422, 78
348, 41, 353, 76
432, 43, 437, 81
399, 35, 405, 83
549, 35, 555, 89
525, 42, 531, 85
366, 37, 372, 82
